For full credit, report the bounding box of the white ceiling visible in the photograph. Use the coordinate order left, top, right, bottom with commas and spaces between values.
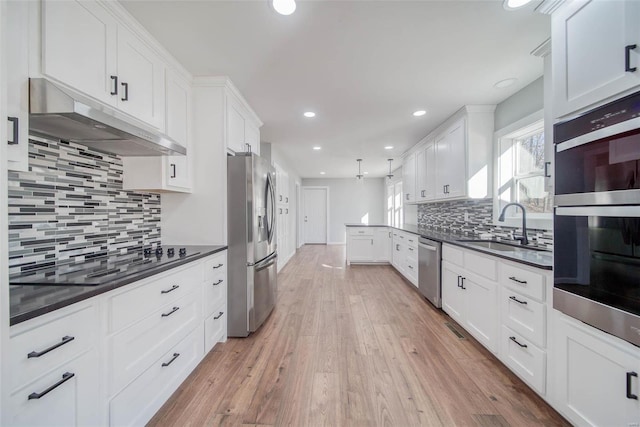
120, 0, 550, 178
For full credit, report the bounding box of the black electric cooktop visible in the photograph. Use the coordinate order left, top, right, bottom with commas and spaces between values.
10, 246, 202, 286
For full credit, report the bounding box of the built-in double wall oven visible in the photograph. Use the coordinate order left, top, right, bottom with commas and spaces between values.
554, 90, 640, 347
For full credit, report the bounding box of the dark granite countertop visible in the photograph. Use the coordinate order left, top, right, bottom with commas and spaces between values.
9, 245, 227, 326
345, 223, 552, 270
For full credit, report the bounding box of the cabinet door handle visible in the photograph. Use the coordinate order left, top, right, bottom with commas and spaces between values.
7, 116, 18, 145
406, 193, 409, 200
627, 372, 638, 400
161, 284, 179, 294
544, 161, 551, 178
279, 195, 283, 202
28, 336, 75, 358
286, 197, 289, 203
408, 265, 413, 269
279, 208, 283, 214
170, 163, 176, 178
408, 247, 414, 251
460, 277, 466, 290
110, 75, 118, 95
214, 311, 224, 320
396, 244, 400, 251
213, 279, 223, 286
625, 44, 637, 72
509, 276, 527, 284
161, 306, 180, 317
457, 275, 461, 288
509, 295, 528, 305
121, 82, 129, 101
285, 208, 289, 214
28, 372, 75, 400
212, 263, 223, 269
162, 353, 180, 367
509, 336, 528, 348
388, 231, 391, 238
421, 190, 425, 197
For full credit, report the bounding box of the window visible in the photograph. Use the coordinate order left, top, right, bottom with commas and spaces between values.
386, 177, 403, 227
495, 113, 552, 229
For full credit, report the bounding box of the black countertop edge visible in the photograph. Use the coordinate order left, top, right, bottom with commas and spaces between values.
10, 245, 227, 326
344, 224, 552, 270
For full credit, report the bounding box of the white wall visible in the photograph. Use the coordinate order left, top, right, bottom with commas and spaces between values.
494, 77, 544, 131
302, 178, 386, 244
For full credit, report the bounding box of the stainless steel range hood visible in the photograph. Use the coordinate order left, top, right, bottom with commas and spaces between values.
29, 78, 186, 156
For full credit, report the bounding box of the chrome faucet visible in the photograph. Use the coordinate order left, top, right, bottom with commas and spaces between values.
498, 202, 529, 245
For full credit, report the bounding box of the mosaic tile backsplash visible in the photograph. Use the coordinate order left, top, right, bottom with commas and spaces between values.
417, 198, 553, 250
8, 137, 161, 275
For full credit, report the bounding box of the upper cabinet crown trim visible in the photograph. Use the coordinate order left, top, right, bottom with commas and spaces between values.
193, 76, 263, 127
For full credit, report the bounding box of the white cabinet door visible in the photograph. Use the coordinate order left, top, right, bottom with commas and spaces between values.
463, 274, 497, 352
402, 152, 417, 204
373, 228, 391, 262
554, 312, 640, 426
227, 98, 246, 153
349, 236, 375, 262
42, 0, 117, 105
165, 70, 191, 190
245, 122, 260, 156
442, 262, 464, 324
424, 143, 436, 200
392, 236, 404, 273
436, 118, 466, 199
116, 26, 166, 130
553, 0, 640, 118
5, 0, 29, 172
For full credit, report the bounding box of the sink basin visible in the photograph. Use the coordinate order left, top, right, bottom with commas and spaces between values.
457, 240, 549, 253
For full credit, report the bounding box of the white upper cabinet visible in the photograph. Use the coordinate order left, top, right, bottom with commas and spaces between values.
42, 0, 166, 130
402, 152, 417, 203
42, 0, 118, 106
226, 92, 261, 155
553, 0, 640, 118
116, 25, 165, 130
4, 0, 30, 171
164, 70, 192, 190
435, 118, 466, 199
416, 143, 435, 202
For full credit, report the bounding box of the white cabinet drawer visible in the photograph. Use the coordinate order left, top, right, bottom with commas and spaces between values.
500, 326, 546, 395
108, 262, 202, 333
204, 269, 226, 318
502, 289, 546, 348
109, 325, 204, 427
405, 234, 418, 249
464, 250, 497, 281
205, 304, 227, 353
8, 304, 97, 391
7, 350, 99, 427
204, 251, 226, 283
349, 227, 374, 237
406, 244, 417, 257
500, 263, 545, 302
109, 290, 201, 395
442, 244, 464, 266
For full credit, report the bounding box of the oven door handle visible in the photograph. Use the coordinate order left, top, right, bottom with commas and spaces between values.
555, 206, 640, 218
556, 115, 640, 153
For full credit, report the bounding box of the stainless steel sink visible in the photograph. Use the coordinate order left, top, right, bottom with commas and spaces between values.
456, 240, 549, 253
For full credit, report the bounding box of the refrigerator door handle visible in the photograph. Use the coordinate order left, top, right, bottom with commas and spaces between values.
254, 252, 278, 271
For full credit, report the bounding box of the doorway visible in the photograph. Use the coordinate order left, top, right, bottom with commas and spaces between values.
302, 187, 328, 244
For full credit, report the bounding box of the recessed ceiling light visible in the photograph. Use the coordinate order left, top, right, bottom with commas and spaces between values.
364, 171, 369, 175
320, 171, 326, 175
312, 146, 321, 150
384, 146, 394, 150
503, 0, 533, 10
272, 0, 296, 15
304, 111, 316, 118
413, 110, 426, 117
494, 78, 518, 88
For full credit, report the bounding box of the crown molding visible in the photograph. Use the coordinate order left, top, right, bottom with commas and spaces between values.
535, 0, 565, 15
531, 38, 551, 57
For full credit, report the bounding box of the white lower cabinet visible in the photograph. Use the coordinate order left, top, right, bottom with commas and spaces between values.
346, 226, 390, 264
500, 325, 546, 395
552, 311, 640, 426
109, 325, 204, 427
3, 251, 227, 427
441, 244, 498, 352
389, 230, 418, 287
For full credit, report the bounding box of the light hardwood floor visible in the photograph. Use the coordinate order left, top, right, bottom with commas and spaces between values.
148, 244, 568, 427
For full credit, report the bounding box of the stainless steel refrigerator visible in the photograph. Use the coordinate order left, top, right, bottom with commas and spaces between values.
227, 153, 278, 337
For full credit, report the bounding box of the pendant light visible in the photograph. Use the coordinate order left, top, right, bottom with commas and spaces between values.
356, 159, 364, 182
386, 159, 394, 181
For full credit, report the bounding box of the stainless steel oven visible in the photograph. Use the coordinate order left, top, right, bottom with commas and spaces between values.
554, 90, 640, 346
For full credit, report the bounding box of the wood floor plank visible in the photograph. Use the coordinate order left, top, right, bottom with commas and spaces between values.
148, 245, 568, 427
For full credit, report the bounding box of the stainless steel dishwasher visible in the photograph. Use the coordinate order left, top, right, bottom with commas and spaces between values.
418, 237, 442, 308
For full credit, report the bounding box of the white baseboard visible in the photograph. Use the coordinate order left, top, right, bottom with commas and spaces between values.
327, 241, 345, 245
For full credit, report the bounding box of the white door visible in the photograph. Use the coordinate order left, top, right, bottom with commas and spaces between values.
303, 188, 327, 244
